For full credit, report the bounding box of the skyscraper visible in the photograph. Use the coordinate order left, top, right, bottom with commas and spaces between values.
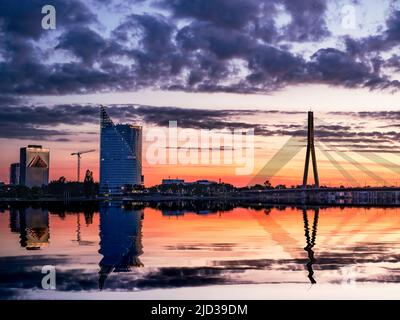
100, 106, 143, 195
9, 163, 20, 185
19, 145, 50, 188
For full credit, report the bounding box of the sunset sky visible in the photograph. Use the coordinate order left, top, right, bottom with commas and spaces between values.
0, 0, 399, 186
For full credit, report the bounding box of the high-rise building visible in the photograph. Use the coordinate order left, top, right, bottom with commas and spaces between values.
100, 106, 143, 194
20, 145, 50, 188
9, 163, 20, 185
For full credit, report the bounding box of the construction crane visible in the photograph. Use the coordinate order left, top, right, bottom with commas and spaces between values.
70, 149, 95, 182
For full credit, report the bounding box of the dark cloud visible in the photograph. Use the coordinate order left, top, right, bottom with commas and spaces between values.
281, 0, 330, 42
1, 104, 399, 153
384, 54, 400, 72
0, 0, 398, 96
0, 104, 97, 140
329, 111, 400, 121
0, 103, 302, 136
0, 95, 23, 105
308, 48, 377, 87
344, 9, 400, 57
0, 125, 70, 141
161, 0, 261, 29
0, 103, 295, 142
176, 22, 254, 59
56, 27, 107, 66
0, 0, 96, 40
0, 0, 102, 95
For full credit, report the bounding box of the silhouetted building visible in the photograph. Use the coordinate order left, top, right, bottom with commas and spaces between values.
9, 163, 20, 185
100, 107, 143, 195
19, 145, 50, 187
9, 209, 20, 233
195, 180, 216, 185
98, 202, 144, 289
162, 178, 185, 185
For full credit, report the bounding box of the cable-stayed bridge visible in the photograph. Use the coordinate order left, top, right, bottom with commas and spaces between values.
247, 111, 400, 205
250, 111, 399, 188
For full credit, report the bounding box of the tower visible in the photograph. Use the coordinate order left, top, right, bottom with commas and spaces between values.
99, 106, 143, 195
10, 163, 20, 185
303, 111, 319, 188
19, 145, 50, 187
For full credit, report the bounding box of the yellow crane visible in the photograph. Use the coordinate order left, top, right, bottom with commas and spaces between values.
70, 149, 95, 182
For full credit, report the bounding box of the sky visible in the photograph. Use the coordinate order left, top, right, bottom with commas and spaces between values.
0, 0, 399, 186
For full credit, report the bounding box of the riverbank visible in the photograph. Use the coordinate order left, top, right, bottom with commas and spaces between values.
1, 195, 400, 208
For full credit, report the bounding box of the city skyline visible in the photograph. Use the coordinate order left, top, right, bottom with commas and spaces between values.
2, 107, 400, 188
1, 0, 400, 304
0, 0, 399, 187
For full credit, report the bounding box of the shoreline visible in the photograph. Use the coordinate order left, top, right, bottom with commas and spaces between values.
1, 196, 400, 208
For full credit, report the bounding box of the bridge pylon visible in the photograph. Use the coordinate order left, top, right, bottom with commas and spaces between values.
303, 111, 319, 188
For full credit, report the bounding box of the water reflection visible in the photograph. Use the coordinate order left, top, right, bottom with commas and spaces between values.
2, 202, 400, 298
73, 212, 96, 246
9, 207, 50, 250
303, 208, 319, 284
98, 202, 144, 289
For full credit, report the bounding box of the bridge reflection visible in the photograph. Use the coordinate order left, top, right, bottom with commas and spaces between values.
303, 208, 319, 284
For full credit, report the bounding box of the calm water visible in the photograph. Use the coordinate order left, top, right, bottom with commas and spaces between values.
1, 202, 400, 299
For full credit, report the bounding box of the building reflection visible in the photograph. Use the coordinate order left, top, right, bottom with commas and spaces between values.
9, 209, 20, 233
9, 208, 50, 250
302, 208, 319, 284
98, 202, 144, 289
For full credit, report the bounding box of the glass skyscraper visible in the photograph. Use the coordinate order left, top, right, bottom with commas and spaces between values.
100, 106, 143, 195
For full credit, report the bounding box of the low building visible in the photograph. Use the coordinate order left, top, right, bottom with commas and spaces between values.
162, 179, 185, 185
195, 180, 216, 185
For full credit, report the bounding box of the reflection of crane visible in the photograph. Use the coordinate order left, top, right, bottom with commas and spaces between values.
70, 149, 95, 182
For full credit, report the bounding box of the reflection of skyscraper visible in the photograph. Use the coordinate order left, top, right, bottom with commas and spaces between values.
98, 202, 144, 289
9, 163, 20, 185
18, 208, 50, 250
99, 107, 143, 195
20, 145, 50, 187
